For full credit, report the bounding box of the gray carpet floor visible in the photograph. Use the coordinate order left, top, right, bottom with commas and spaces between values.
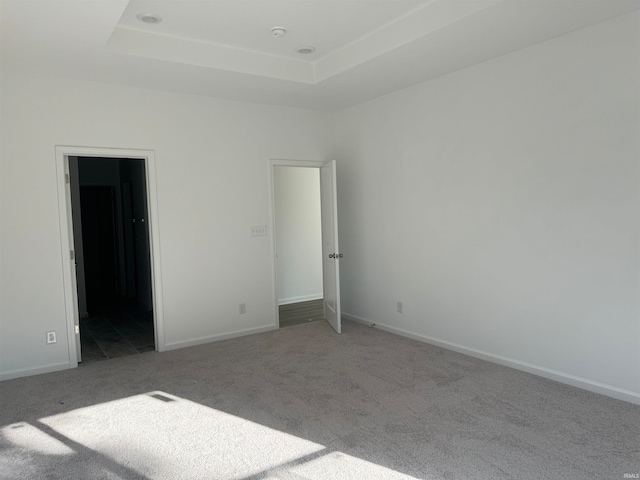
0, 319, 638, 479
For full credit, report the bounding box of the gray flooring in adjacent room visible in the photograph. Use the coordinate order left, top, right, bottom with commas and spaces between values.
279, 298, 324, 328
79, 304, 155, 363
1, 319, 638, 479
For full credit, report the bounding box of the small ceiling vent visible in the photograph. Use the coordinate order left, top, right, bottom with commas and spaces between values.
296, 46, 316, 55
136, 13, 163, 24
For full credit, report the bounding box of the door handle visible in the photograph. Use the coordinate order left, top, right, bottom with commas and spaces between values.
328, 253, 343, 259
328, 253, 335, 259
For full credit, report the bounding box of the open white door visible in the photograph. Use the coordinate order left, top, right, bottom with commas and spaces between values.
320, 160, 341, 333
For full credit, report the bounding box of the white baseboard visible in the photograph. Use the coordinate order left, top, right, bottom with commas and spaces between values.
278, 294, 323, 306
163, 324, 277, 351
0, 361, 72, 382
1, 326, 278, 380
342, 312, 640, 405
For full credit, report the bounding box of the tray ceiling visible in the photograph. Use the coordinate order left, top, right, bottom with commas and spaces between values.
2, 0, 638, 111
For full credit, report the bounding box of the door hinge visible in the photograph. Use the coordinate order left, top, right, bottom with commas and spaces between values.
75, 325, 80, 335
70, 250, 75, 260
65, 173, 70, 184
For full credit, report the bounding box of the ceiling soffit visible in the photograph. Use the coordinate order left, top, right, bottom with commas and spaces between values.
106, 0, 500, 84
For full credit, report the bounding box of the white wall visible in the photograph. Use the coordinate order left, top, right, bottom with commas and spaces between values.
0, 71, 331, 379
333, 12, 640, 403
274, 166, 323, 304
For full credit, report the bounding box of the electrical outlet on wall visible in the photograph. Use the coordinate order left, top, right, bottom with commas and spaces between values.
239, 303, 246, 315
46, 331, 57, 344
397, 301, 403, 314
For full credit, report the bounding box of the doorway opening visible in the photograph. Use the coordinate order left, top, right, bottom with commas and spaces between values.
69, 156, 155, 363
270, 159, 341, 333
273, 166, 324, 328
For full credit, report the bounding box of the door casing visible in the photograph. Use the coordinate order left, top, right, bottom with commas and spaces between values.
55, 146, 165, 367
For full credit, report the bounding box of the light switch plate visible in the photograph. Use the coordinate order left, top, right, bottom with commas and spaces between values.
250, 225, 267, 236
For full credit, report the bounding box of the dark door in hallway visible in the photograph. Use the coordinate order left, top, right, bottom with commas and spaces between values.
80, 185, 119, 310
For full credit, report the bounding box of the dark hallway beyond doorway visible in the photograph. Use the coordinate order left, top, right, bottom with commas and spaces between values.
71, 156, 155, 362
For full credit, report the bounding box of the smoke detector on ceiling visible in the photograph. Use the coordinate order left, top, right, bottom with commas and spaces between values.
271, 27, 287, 38
137, 13, 163, 24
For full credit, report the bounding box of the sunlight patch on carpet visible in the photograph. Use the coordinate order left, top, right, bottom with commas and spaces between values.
2, 391, 419, 479
36, 391, 324, 478
2, 422, 74, 456
266, 451, 420, 479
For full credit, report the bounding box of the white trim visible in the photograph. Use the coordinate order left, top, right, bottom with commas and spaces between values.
164, 325, 277, 351
268, 159, 326, 330
342, 312, 640, 405
55, 153, 79, 368
278, 294, 323, 306
0, 362, 72, 382
55, 146, 166, 369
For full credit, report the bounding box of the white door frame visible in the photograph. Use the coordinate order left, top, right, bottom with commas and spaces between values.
269, 159, 326, 329
55, 146, 166, 367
